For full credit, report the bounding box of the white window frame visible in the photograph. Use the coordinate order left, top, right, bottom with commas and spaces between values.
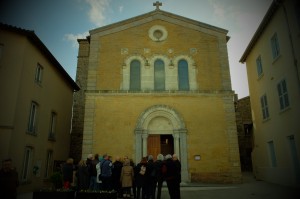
268, 141, 277, 167
256, 55, 263, 77
44, 150, 53, 178
28, 101, 38, 134
21, 146, 33, 182
0, 43, 3, 61
260, 94, 270, 120
271, 33, 280, 59
277, 79, 290, 110
35, 63, 43, 84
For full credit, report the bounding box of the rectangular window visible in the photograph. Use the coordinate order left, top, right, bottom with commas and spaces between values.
21, 146, 33, 181
268, 141, 277, 167
296, 2, 300, 28
260, 94, 269, 120
256, 55, 263, 77
277, 79, 290, 110
271, 33, 280, 59
130, 60, 141, 90
178, 60, 190, 90
28, 101, 38, 134
44, 150, 53, 178
35, 63, 43, 84
49, 112, 57, 140
0, 44, 3, 61
154, 60, 165, 91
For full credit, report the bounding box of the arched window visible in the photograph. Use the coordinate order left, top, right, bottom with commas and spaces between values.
154, 59, 165, 91
178, 59, 189, 90
130, 60, 141, 90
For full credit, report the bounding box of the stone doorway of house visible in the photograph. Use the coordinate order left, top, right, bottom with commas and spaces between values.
147, 134, 174, 160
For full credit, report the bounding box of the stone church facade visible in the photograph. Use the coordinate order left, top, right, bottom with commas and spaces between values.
71, 6, 241, 183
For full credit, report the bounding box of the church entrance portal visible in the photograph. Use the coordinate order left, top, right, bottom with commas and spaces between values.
147, 135, 174, 160
135, 105, 189, 182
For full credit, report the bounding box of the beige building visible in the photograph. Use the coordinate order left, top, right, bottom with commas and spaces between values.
0, 23, 79, 192
240, 0, 300, 186
73, 4, 241, 183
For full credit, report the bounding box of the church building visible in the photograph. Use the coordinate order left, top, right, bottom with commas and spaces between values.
72, 2, 241, 183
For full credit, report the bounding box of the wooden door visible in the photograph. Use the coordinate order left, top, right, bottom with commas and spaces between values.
161, 134, 174, 156
147, 135, 161, 160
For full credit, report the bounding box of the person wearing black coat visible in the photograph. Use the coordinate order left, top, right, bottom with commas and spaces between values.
153, 154, 164, 199
146, 155, 156, 199
76, 160, 90, 190
112, 156, 123, 197
134, 157, 148, 199
162, 154, 180, 199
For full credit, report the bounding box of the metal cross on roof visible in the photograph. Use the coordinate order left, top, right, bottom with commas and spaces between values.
153, 1, 162, 10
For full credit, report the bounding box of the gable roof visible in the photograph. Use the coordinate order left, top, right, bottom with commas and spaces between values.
90, 9, 229, 41
0, 23, 80, 91
239, 0, 280, 63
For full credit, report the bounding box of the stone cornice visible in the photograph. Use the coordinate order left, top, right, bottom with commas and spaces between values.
84, 89, 234, 96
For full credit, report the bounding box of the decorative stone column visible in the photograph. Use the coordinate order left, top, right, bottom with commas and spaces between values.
176, 129, 189, 182
173, 133, 180, 158
135, 129, 143, 163
142, 133, 148, 157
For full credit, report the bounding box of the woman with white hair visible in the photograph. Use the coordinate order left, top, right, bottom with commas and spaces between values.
120, 159, 134, 198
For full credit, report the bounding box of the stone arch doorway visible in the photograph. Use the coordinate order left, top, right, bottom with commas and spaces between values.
135, 104, 189, 182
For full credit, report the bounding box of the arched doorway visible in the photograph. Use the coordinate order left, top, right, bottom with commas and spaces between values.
135, 105, 189, 182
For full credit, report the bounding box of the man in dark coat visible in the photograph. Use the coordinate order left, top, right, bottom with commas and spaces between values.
0, 158, 19, 199
112, 156, 123, 197
86, 154, 93, 188
162, 154, 180, 199
153, 154, 164, 199
89, 154, 99, 190
146, 155, 156, 199
172, 154, 181, 184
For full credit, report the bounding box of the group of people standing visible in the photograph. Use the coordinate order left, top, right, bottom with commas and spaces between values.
62, 153, 181, 199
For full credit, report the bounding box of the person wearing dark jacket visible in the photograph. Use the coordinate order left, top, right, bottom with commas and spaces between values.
89, 154, 100, 190
62, 158, 75, 189
146, 155, 155, 199
86, 154, 93, 188
153, 154, 164, 199
76, 160, 89, 190
112, 156, 123, 197
134, 157, 148, 199
162, 154, 180, 199
0, 158, 19, 199
173, 154, 181, 184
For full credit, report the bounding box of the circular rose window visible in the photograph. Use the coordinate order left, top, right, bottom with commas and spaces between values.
149, 25, 168, 42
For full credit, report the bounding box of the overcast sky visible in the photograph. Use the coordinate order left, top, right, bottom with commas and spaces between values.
0, 0, 273, 99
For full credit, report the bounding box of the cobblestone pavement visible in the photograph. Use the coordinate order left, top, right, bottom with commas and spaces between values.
18, 172, 299, 199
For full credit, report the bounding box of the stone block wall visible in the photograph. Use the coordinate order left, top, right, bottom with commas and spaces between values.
70, 39, 90, 163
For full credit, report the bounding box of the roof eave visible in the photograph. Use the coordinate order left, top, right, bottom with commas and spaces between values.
239, 0, 281, 63
0, 23, 80, 91
90, 9, 228, 35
